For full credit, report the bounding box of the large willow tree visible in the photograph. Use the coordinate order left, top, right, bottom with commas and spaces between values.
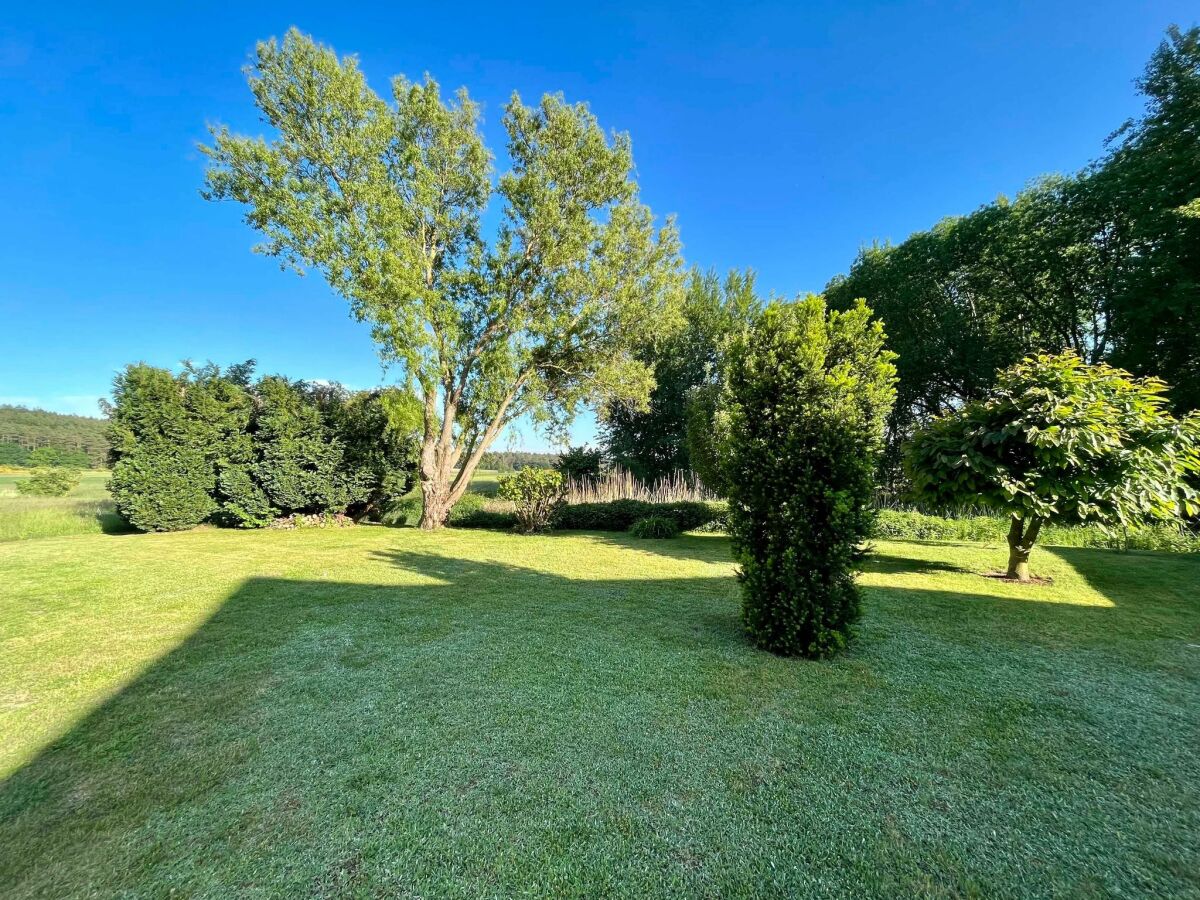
203, 30, 683, 527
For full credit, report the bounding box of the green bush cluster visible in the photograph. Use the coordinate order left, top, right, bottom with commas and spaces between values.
629, 515, 680, 539
107, 362, 417, 532
15, 467, 83, 497
723, 298, 896, 659
875, 508, 1200, 554
497, 469, 566, 533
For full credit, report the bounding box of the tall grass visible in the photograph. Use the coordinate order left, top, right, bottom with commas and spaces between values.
564, 468, 715, 504
0, 471, 131, 542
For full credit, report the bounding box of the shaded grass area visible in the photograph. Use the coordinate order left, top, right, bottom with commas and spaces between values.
0, 471, 129, 542
0, 529, 1197, 896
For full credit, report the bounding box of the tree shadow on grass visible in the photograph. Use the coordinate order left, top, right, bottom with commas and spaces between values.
861, 553, 971, 577
97, 507, 136, 535
3, 543, 1192, 897
0, 555, 744, 896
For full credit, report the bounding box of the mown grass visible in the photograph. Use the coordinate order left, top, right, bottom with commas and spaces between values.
0, 471, 129, 542
1, 527, 1197, 897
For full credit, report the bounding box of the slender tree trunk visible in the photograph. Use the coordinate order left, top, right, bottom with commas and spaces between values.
1005, 515, 1043, 581
417, 422, 451, 530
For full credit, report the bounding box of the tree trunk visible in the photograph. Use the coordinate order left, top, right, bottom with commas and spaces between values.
418, 474, 451, 530
413, 372, 527, 530
416, 424, 451, 530
1005, 515, 1042, 581
1005, 545, 1031, 581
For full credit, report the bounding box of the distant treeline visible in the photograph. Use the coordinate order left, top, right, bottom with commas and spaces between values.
479, 450, 560, 471
0, 405, 109, 468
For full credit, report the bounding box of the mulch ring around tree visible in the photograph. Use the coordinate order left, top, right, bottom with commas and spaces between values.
983, 572, 1054, 586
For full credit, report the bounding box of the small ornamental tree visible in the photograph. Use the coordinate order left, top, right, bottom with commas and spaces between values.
497, 468, 565, 533
203, 30, 683, 529
907, 351, 1200, 581
723, 296, 897, 658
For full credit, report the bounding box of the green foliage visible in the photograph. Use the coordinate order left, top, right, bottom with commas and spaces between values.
216, 464, 274, 529
447, 493, 519, 529
0, 404, 109, 468
108, 362, 418, 532
243, 377, 350, 516
906, 351, 1200, 578
628, 515, 680, 539
554, 445, 602, 481
404, 495, 726, 533
602, 268, 757, 482
478, 450, 557, 472
106, 364, 230, 532
14, 467, 81, 497
825, 26, 1200, 489
27, 447, 91, 468
554, 499, 723, 532
724, 296, 897, 658
1099, 26, 1200, 412
684, 382, 731, 495
109, 448, 219, 532
874, 508, 1200, 554
0, 443, 29, 467
497, 468, 565, 533
202, 29, 684, 528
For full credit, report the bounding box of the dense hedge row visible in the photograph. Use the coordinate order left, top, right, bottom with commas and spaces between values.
555, 499, 723, 531
874, 509, 1200, 554
108, 363, 416, 532
384, 493, 728, 534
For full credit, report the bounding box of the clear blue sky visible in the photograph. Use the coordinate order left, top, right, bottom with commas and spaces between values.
1, 1, 1194, 449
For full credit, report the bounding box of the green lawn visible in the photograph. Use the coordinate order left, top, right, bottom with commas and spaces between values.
0, 471, 127, 542
1, 527, 1197, 897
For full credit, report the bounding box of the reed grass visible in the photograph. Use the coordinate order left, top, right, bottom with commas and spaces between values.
564, 468, 715, 504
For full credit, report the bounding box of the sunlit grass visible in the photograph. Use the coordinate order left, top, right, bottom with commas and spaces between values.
0, 472, 127, 542
1, 527, 1197, 896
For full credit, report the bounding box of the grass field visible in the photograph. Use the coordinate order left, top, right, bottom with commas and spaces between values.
1, 526, 1197, 897
0, 471, 128, 542
0, 471, 508, 543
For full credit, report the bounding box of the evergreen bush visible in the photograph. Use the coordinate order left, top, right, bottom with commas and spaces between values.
723, 297, 896, 658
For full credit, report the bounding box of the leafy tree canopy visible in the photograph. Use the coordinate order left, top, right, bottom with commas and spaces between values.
0, 405, 109, 468
602, 267, 757, 482
826, 25, 1200, 486
203, 29, 684, 528
907, 351, 1200, 580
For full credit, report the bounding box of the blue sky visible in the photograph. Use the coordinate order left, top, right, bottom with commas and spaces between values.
0, 1, 1194, 449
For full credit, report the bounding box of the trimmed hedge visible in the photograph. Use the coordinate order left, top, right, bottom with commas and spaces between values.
385, 494, 727, 533
555, 499, 725, 532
